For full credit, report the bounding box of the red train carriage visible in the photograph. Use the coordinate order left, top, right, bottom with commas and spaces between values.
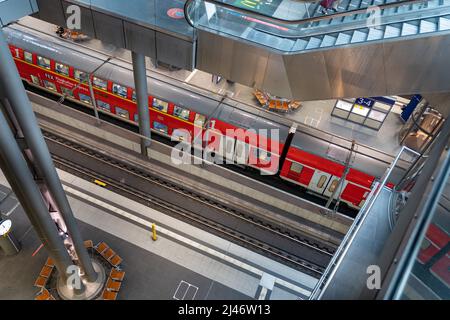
280, 147, 374, 209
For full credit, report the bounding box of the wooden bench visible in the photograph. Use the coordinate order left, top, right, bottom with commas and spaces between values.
110, 268, 125, 282
95, 242, 109, 255
34, 276, 48, 288
35, 288, 51, 300
84, 240, 94, 249
109, 254, 123, 267
268, 100, 276, 110
102, 248, 115, 261
40, 265, 53, 278
45, 257, 54, 267
102, 289, 117, 300
106, 278, 121, 292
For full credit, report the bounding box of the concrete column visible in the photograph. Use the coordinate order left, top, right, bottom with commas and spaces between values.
132, 52, 151, 156
0, 110, 73, 282
0, 30, 97, 282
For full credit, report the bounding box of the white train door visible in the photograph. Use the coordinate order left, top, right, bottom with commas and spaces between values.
234, 139, 250, 165
308, 171, 332, 194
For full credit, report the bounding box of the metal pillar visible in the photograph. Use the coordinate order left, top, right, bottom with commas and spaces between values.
132, 52, 151, 156
88, 76, 100, 124
0, 111, 73, 282
0, 30, 97, 282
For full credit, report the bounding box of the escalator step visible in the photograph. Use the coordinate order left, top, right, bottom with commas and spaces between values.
306, 37, 323, 49
320, 35, 338, 47
384, 25, 401, 38
350, 30, 368, 43
419, 20, 438, 34
367, 28, 384, 41
438, 16, 450, 30
401, 23, 419, 36
335, 32, 352, 45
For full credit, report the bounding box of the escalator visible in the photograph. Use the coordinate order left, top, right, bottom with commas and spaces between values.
185, 0, 450, 100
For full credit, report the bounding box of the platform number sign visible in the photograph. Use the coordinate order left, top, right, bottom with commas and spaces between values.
356, 98, 375, 108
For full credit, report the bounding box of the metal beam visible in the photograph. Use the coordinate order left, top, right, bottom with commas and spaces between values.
132, 51, 151, 156
0, 29, 97, 282
0, 109, 73, 282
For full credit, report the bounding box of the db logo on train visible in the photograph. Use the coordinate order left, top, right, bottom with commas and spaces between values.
167, 8, 185, 20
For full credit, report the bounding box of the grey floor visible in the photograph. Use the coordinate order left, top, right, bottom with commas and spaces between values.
0, 195, 250, 300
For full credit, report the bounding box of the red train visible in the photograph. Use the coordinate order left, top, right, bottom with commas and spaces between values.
5, 25, 379, 211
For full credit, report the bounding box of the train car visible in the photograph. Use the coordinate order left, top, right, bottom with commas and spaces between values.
3, 23, 382, 210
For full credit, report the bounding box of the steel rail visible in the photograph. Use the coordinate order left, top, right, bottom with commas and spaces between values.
42, 130, 333, 276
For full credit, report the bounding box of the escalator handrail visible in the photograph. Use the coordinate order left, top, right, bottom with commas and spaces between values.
184, 0, 429, 28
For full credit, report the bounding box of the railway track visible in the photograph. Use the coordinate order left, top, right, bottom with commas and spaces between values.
42, 129, 334, 278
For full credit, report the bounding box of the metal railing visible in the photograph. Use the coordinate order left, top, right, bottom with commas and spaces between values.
309, 146, 416, 299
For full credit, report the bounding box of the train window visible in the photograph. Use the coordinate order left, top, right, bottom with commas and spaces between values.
93, 77, 107, 90
290, 162, 303, 174
43, 80, 57, 92
112, 83, 128, 98
37, 56, 51, 70
24, 51, 33, 63
152, 98, 168, 113
97, 100, 110, 112
328, 180, 339, 193
153, 121, 168, 134
115, 107, 129, 119
173, 106, 190, 121
30, 75, 40, 86
134, 114, 139, 122
61, 86, 74, 98
194, 114, 206, 127
74, 70, 88, 83
317, 175, 327, 189
132, 91, 136, 102
79, 93, 92, 105
55, 63, 69, 76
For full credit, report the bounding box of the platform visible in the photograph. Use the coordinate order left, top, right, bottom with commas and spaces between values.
0, 169, 317, 300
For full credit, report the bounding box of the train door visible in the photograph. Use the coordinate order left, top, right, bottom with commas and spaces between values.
322, 177, 346, 200
308, 171, 332, 194
234, 139, 250, 165
216, 135, 235, 163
